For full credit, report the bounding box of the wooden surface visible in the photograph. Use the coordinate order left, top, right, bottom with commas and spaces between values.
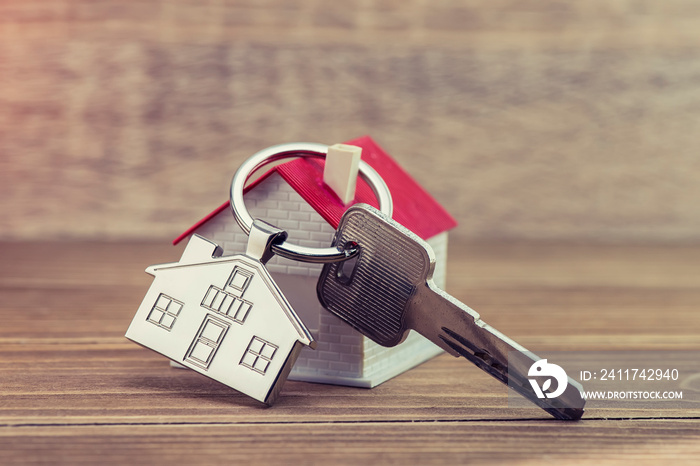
1, 241, 699, 464
3, 0, 700, 243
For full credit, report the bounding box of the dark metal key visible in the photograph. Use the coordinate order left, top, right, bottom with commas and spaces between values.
317, 204, 585, 420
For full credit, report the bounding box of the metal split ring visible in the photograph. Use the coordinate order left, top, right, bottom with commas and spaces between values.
230, 142, 393, 263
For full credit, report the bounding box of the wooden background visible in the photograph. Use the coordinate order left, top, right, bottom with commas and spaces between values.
2, 1, 700, 242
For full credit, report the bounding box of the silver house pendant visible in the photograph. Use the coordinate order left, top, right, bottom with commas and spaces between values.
126, 223, 315, 405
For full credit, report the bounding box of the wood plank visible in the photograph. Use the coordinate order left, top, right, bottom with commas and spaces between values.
1, 241, 699, 463
2, 421, 700, 465
0, 345, 697, 426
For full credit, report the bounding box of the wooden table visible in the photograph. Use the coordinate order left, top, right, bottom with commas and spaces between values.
1, 241, 699, 464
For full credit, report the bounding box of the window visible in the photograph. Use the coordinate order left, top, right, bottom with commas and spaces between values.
201, 266, 255, 324
146, 294, 183, 331
201, 286, 252, 324
184, 315, 230, 370
239, 336, 278, 375
226, 267, 254, 297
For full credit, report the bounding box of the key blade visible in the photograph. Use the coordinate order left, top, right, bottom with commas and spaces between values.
418, 283, 585, 420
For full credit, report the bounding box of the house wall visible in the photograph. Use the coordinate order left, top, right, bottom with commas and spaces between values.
427, 232, 448, 290
193, 172, 450, 386
196, 174, 336, 277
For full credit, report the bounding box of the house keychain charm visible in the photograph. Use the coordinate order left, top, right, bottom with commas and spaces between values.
125, 224, 315, 405
126, 142, 393, 405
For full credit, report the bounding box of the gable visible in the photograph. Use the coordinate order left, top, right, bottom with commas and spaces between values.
174, 136, 457, 245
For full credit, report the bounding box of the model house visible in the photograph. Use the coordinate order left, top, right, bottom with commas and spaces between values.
126, 234, 315, 404
174, 136, 457, 387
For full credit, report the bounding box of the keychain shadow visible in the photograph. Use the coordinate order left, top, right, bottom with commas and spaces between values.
124, 367, 266, 409
122, 363, 350, 410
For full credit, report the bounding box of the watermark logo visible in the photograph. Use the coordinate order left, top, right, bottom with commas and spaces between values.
528, 359, 568, 399
509, 351, 697, 410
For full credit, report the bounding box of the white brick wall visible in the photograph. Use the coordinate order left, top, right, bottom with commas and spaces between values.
427, 232, 448, 289
191, 172, 449, 386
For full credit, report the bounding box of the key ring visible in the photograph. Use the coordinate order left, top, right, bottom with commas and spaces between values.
230, 142, 393, 264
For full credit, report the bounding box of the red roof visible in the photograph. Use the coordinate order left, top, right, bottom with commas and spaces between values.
174, 136, 457, 245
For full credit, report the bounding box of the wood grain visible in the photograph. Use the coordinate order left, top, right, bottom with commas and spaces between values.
1, 241, 699, 464
2, 1, 700, 243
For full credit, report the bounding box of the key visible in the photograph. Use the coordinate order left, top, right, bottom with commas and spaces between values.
317, 204, 585, 420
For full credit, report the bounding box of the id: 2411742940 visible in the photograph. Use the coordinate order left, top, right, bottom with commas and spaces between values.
580, 368, 680, 381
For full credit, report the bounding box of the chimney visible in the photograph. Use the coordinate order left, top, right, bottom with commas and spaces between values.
323, 143, 362, 205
